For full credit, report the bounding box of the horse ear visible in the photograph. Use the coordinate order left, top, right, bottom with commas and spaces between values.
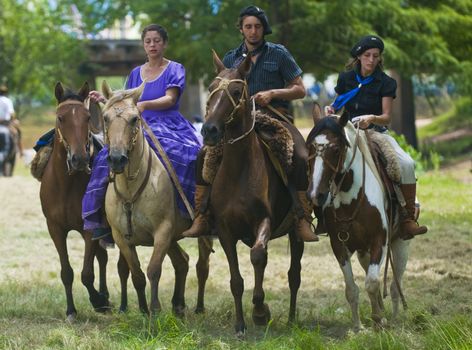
339, 109, 350, 127
88, 99, 103, 134
212, 49, 226, 73
131, 81, 145, 105
312, 102, 322, 125
55, 82, 64, 102
78, 81, 90, 101
101, 80, 113, 100
237, 54, 252, 78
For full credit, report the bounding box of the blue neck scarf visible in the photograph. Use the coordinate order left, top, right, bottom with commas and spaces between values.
331, 73, 374, 111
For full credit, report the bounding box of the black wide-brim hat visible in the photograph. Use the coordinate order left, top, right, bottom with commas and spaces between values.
239, 5, 272, 35
350, 35, 384, 57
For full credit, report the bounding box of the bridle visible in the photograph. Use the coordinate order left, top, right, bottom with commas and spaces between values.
103, 104, 144, 181
55, 100, 93, 175
308, 124, 365, 242
205, 76, 256, 144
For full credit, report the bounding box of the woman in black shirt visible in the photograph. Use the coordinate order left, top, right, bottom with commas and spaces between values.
324, 35, 427, 240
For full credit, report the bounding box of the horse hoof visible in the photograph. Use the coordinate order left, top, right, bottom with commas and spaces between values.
66, 313, 77, 323
235, 330, 246, 340
194, 306, 205, 314
91, 293, 111, 313
173, 305, 186, 318
252, 303, 271, 326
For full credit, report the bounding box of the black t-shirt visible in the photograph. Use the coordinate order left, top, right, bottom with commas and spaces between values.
334, 67, 397, 119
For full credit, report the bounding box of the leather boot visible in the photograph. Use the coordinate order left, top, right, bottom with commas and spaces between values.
295, 191, 319, 242
400, 184, 428, 240
182, 185, 211, 238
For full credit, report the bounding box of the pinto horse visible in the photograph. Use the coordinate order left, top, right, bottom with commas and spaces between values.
201, 52, 304, 337
307, 105, 409, 330
40, 82, 109, 321
100, 81, 212, 315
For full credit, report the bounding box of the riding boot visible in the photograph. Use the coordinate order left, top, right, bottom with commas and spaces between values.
400, 184, 428, 240
313, 205, 327, 234
182, 185, 211, 238
295, 191, 319, 242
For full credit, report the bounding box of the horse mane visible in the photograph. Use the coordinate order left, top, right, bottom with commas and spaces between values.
306, 116, 350, 147
103, 90, 136, 112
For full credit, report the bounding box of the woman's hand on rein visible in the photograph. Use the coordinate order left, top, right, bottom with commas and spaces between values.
352, 114, 376, 129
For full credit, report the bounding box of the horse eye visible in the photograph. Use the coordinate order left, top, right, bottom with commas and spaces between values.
57, 115, 63, 122
103, 115, 109, 124
130, 116, 139, 124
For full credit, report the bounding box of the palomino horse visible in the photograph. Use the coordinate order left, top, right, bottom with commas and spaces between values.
201, 52, 304, 337
307, 105, 409, 330
100, 81, 212, 315
39, 82, 109, 321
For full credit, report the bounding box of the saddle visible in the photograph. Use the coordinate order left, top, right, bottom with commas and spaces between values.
202, 110, 294, 185
364, 130, 403, 205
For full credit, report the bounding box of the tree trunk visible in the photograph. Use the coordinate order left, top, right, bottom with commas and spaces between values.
390, 71, 418, 149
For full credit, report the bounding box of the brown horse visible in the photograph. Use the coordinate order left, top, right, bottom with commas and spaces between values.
201, 52, 304, 337
100, 81, 212, 316
306, 106, 409, 331
39, 82, 109, 321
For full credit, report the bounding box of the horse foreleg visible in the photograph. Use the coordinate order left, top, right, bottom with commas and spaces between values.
288, 230, 304, 323
167, 241, 190, 317
338, 254, 362, 332
195, 237, 213, 314
219, 234, 246, 337
147, 232, 172, 315
251, 217, 271, 326
48, 223, 76, 320
390, 239, 409, 321
365, 243, 387, 329
117, 252, 129, 312
357, 251, 384, 312
114, 232, 148, 314
95, 242, 109, 299
81, 232, 109, 312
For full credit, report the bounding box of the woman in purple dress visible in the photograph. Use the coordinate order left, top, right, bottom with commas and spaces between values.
83, 24, 201, 241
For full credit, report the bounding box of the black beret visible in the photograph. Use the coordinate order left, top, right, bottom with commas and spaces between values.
239, 5, 272, 35
350, 35, 384, 57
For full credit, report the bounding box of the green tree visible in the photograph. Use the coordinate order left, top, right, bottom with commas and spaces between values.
0, 0, 85, 116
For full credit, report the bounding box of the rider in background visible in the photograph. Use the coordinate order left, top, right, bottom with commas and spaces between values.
0, 84, 23, 158
183, 5, 318, 242
324, 35, 427, 240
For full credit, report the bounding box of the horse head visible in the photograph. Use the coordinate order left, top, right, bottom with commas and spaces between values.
101, 80, 145, 174
202, 50, 252, 146
307, 111, 351, 207
54, 81, 98, 173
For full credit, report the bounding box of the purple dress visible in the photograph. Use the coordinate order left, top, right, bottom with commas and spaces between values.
82, 61, 201, 230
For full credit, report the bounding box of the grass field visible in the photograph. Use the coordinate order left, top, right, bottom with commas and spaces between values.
0, 157, 471, 349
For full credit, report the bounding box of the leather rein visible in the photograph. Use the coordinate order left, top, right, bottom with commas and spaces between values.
55, 100, 93, 175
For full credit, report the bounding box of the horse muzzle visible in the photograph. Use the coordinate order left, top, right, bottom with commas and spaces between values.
107, 149, 128, 174
68, 151, 91, 173
313, 191, 328, 207
202, 122, 223, 146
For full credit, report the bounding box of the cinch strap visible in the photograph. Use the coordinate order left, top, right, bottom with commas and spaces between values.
331, 74, 374, 111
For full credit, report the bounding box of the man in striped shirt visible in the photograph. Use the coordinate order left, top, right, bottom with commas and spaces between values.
183, 6, 318, 242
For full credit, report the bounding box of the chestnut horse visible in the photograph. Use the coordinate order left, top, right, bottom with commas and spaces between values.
100, 81, 212, 315
307, 106, 409, 330
201, 52, 304, 337
39, 82, 109, 321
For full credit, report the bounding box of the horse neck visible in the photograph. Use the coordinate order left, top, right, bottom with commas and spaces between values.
221, 106, 259, 176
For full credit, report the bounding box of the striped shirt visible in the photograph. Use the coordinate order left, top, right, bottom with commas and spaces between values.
223, 41, 303, 110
